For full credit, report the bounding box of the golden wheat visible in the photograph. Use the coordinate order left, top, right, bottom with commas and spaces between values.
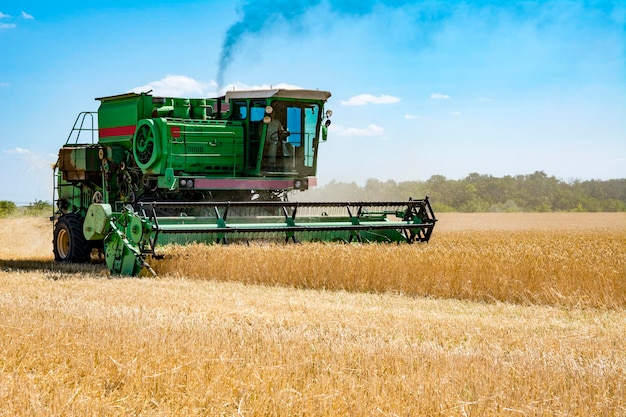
0, 272, 624, 416
0, 213, 624, 416
150, 227, 625, 309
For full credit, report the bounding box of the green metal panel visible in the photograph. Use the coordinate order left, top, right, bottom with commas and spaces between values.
57, 146, 101, 181
176, 122, 245, 175
85, 199, 435, 276
83, 203, 112, 240
97, 93, 153, 148
54, 89, 401, 278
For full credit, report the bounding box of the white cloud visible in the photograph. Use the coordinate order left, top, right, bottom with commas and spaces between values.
4, 147, 31, 155
341, 94, 401, 106
431, 93, 450, 100
130, 75, 216, 97
404, 114, 418, 120
0, 11, 33, 29
219, 81, 302, 95
451, 111, 462, 116
333, 124, 385, 137
131, 76, 308, 97
0, 82, 9, 88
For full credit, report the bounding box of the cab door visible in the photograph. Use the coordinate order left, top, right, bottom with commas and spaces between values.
247, 100, 266, 173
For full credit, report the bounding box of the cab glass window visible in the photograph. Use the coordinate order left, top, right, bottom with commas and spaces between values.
250, 101, 265, 122
232, 101, 247, 120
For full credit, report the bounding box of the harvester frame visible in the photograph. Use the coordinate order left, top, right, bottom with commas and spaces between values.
52, 88, 437, 276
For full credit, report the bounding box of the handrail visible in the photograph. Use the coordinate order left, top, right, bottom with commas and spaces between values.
65, 112, 97, 145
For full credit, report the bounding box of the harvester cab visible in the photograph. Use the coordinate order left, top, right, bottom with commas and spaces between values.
225, 89, 331, 180
52, 88, 436, 276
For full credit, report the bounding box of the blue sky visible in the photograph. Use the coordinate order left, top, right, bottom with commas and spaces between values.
0, 1, 624, 203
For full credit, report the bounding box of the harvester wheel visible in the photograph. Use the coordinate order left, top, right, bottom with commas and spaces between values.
53, 214, 91, 263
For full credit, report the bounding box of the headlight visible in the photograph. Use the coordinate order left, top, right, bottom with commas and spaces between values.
294, 180, 302, 189
180, 179, 187, 187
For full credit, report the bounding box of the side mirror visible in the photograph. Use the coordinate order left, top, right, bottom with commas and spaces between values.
322, 119, 331, 141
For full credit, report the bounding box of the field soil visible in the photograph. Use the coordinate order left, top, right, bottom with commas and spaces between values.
435, 211, 623, 231
0, 216, 52, 260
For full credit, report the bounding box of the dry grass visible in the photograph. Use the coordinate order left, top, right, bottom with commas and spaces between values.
0, 213, 624, 416
1, 273, 625, 416
152, 213, 626, 309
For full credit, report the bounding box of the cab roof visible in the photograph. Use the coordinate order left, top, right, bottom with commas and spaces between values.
224, 89, 331, 102
95, 89, 332, 103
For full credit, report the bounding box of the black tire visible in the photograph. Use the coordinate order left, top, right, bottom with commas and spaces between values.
53, 214, 91, 263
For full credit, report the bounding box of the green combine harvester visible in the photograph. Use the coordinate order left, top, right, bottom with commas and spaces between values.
52, 89, 436, 276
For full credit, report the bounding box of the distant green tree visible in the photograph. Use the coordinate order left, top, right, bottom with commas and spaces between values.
291, 173, 626, 212
489, 200, 521, 213
362, 178, 404, 200
430, 201, 455, 212
23, 200, 53, 216
601, 199, 626, 212
0, 201, 17, 217
397, 180, 427, 200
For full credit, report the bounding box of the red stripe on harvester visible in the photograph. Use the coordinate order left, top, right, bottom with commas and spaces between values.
99, 125, 136, 138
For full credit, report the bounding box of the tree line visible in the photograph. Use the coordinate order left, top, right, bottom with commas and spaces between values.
295, 171, 626, 212
0, 200, 52, 218
1, 172, 624, 214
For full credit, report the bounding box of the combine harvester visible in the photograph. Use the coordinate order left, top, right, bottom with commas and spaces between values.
52, 89, 437, 276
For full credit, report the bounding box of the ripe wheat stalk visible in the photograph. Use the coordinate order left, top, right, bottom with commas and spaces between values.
0, 213, 624, 415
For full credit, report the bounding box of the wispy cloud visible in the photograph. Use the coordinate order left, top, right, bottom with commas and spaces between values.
0, 10, 33, 29
4, 147, 31, 155
333, 124, 385, 137
431, 93, 450, 100
3, 148, 56, 175
0, 82, 9, 88
404, 114, 418, 120
341, 94, 401, 106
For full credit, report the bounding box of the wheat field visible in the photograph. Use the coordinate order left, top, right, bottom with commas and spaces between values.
0, 213, 624, 416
